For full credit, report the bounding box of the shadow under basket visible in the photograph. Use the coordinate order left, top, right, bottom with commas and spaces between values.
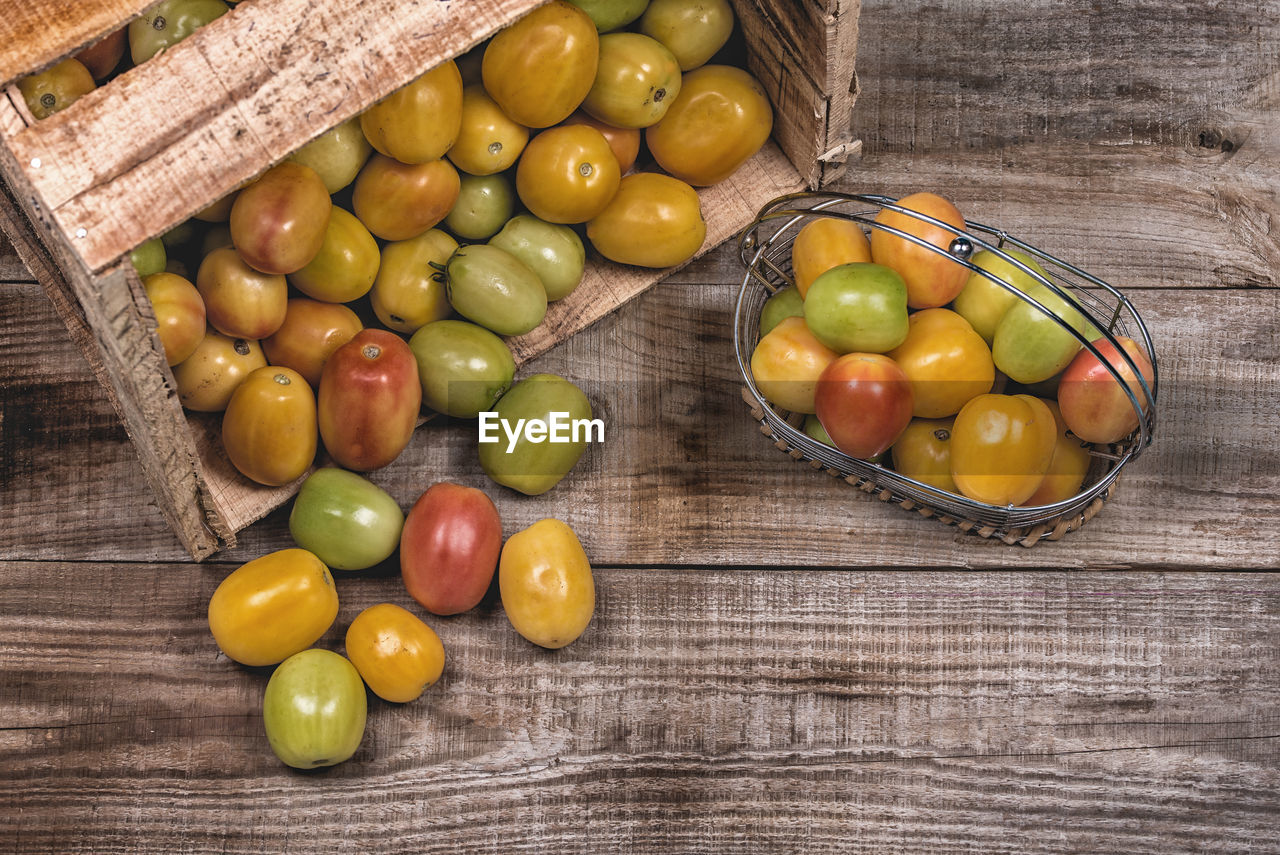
734, 192, 1159, 547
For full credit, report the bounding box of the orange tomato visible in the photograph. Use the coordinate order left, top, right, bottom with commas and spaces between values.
221, 366, 318, 486
482, 0, 599, 128
887, 308, 995, 418
562, 110, 641, 173
262, 298, 363, 388
516, 125, 621, 224
230, 162, 332, 276
1022, 400, 1092, 506
749, 316, 839, 414
447, 83, 530, 175
645, 64, 773, 186
345, 603, 445, 704
870, 192, 969, 309
143, 272, 206, 366
950, 393, 1057, 506
352, 155, 460, 241
791, 217, 872, 298
360, 60, 464, 164
585, 172, 706, 268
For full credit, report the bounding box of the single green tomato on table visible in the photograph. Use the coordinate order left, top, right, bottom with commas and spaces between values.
288, 467, 405, 571
802, 262, 909, 354
263, 649, 367, 770
478, 373, 596, 496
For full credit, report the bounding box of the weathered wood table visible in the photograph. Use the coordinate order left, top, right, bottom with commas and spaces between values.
2, 1, 1278, 852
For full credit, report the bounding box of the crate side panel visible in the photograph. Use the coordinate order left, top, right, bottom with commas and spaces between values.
7, 0, 544, 273
0, 0, 151, 87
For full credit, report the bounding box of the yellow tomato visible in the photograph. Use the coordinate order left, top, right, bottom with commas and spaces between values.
791, 217, 871, 298
482, 0, 600, 128
950, 393, 1057, 506
18, 58, 95, 119
447, 83, 530, 175
195, 246, 288, 340
499, 519, 595, 649
288, 207, 381, 303
887, 308, 995, 418
585, 172, 705, 268
221, 366, 318, 486
172, 330, 266, 412
143, 272, 206, 366
370, 229, 458, 334
890, 417, 958, 495
749, 316, 839, 414
261, 298, 363, 388
645, 64, 773, 186
345, 603, 445, 703
516, 125, 621, 224
870, 192, 969, 309
207, 548, 338, 667
361, 60, 464, 164
352, 155, 460, 241
1022, 399, 1092, 506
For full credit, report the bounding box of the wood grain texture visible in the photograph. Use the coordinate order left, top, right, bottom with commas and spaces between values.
0, 0, 149, 87
4, 0, 543, 272
1, 563, 1277, 853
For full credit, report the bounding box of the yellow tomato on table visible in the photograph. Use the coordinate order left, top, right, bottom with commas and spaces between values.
345, 603, 445, 704
500, 519, 595, 649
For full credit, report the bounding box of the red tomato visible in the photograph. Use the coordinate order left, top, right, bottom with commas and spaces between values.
814, 353, 915, 459
1057, 336, 1155, 444
400, 482, 503, 616
870, 192, 969, 309
317, 329, 421, 471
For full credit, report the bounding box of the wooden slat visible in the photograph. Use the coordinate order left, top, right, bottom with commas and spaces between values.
0, 0, 149, 87
5, 0, 547, 273
1, 562, 1276, 852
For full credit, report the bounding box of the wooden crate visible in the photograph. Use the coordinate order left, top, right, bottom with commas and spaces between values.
0, 0, 860, 559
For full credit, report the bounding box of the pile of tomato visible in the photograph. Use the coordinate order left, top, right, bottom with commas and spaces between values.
750, 192, 1156, 509
20, 0, 777, 770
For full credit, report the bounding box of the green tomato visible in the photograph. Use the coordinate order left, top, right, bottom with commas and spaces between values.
263, 649, 367, 770
566, 0, 650, 32
479, 373, 594, 496
951, 248, 1048, 344
288, 468, 405, 571
803, 262, 909, 354
287, 117, 374, 194
639, 0, 735, 71
129, 0, 230, 64
444, 173, 516, 241
131, 238, 167, 279
991, 283, 1093, 385
759, 285, 803, 336
488, 214, 585, 302
445, 244, 547, 336
408, 320, 516, 418
802, 413, 836, 447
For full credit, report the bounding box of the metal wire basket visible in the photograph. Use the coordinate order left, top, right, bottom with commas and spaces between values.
734, 191, 1159, 545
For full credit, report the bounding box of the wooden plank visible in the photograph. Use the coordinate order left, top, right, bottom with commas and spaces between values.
3, 265, 1277, 569
5, 0, 545, 273
1, 562, 1276, 852
0, 0, 148, 87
